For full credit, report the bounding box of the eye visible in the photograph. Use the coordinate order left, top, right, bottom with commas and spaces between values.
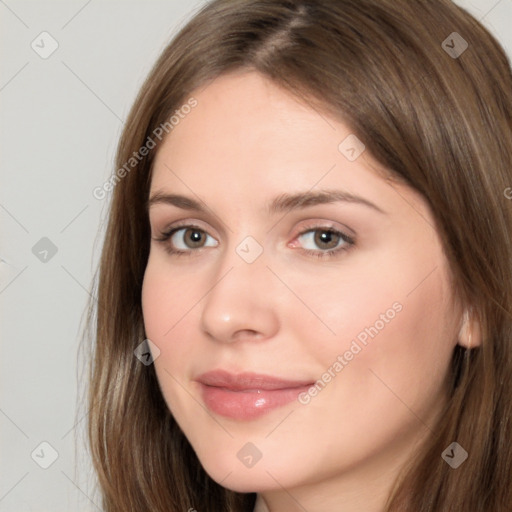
154, 225, 218, 255
293, 226, 355, 259
170, 227, 216, 250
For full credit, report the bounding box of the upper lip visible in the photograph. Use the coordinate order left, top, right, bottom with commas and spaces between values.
196, 370, 313, 391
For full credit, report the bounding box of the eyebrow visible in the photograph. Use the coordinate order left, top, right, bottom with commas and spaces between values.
147, 189, 386, 215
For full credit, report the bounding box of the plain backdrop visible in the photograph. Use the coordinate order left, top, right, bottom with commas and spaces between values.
1, 1, 511, 510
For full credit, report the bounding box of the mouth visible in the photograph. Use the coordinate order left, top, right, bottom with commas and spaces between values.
195, 370, 313, 420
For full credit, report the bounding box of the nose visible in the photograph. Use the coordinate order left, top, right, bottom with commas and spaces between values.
199, 244, 280, 344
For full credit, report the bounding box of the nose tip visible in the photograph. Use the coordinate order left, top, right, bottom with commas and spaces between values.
199, 261, 280, 344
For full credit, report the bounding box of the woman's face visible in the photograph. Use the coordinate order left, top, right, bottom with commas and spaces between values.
142, 70, 463, 507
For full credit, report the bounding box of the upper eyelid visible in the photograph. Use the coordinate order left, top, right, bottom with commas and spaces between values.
149, 210, 228, 238
294, 219, 355, 237
157, 219, 215, 236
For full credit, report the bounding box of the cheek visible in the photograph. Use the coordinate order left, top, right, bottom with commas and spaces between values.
141, 254, 200, 342
275, 256, 417, 367
288, 237, 457, 406
140, 251, 218, 344
141, 256, 195, 387
308, 257, 456, 424
141, 256, 201, 419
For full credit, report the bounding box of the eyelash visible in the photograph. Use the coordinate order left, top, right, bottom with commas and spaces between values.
153, 222, 355, 260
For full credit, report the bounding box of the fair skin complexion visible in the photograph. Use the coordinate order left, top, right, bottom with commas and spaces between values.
141, 70, 478, 512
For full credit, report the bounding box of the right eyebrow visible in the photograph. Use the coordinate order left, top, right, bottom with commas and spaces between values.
147, 192, 205, 212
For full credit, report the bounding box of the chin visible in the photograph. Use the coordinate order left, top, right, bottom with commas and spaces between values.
204, 463, 264, 492
197, 452, 283, 493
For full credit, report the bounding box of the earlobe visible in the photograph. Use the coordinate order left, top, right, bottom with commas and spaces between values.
458, 307, 482, 349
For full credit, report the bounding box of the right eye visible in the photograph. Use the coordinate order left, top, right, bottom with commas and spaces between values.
154, 225, 219, 256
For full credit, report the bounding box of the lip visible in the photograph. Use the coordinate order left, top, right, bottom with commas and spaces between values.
196, 370, 313, 420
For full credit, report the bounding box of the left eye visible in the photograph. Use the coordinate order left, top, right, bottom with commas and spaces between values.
296, 228, 353, 252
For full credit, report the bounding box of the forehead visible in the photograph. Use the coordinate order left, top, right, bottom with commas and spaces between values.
149, 70, 426, 222
155, 73, 364, 177
162, 71, 338, 157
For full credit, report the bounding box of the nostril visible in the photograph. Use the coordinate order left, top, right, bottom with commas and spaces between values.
232, 329, 261, 341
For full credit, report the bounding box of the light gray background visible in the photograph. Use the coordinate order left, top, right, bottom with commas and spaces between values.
1, 1, 511, 510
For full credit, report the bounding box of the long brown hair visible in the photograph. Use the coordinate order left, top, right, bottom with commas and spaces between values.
85, 0, 512, 510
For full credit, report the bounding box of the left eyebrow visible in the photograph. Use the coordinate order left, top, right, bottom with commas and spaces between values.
267, 189, 387, 215
147, 189, 387, 215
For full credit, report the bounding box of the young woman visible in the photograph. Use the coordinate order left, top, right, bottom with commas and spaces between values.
86, 0, 512, 510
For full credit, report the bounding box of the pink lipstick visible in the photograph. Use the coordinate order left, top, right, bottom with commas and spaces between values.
196, 370, 312, 420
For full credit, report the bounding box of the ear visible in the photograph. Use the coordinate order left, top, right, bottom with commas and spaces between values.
457, 307, 482, 349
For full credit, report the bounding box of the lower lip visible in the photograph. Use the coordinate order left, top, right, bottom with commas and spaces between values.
199, 384, 311, 420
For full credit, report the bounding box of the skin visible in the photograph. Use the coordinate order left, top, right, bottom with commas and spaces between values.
141, 70, 479, 512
